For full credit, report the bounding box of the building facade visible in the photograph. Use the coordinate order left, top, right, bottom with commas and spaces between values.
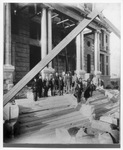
3, 3, 111, 91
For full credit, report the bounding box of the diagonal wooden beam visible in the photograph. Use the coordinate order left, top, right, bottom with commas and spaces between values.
3, 9, 102, 106
99, 14, 121, 39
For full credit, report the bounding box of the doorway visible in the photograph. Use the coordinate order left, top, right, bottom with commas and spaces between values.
87, 54, 91, 73
30, 45, 41, 70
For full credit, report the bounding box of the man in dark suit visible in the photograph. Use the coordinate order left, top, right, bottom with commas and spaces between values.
37, 74, 43, 98
58, 76, 64, 95
32, 77, 38, 101
75, 78, 83, 103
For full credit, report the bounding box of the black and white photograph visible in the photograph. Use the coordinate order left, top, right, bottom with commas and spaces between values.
1, 0, 122, 148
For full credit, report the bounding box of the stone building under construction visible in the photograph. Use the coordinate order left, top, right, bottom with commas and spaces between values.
3, 3, 120, 146
4, 3, 111, 91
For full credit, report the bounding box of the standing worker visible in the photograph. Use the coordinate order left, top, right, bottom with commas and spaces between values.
58, 76, 64, 95
32, 77, 38, 101
37, 73, 43, 98
75, 77, 83, 103
84, 74, 94, 102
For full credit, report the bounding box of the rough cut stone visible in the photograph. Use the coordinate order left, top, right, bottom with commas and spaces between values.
79, 104, 95, 122
55, 128, 75, 143
91, 120, 112, 132
98, 132, 113, 144
100, 116, 118, 126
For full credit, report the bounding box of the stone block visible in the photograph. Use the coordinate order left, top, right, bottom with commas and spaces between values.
98, 132, 113, 144
91, 120, 112, 132
16, 56, 29, 63
55, 128, 73, 143
16, 52, 29, 58
79, 104, 95, 121
76, 128, 87, 138
100, 116, 118, 126
105, 90, 113, 99
3, 101, 19, 123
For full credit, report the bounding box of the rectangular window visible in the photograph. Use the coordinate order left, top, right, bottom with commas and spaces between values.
100, 54, 105, 75
106, 56, 108, 63
102, 31, 104, 47
106, 35, 108, 43
106, 65, 109, 75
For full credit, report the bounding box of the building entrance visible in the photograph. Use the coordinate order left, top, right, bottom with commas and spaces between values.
87, 54, 91, 73
30, 45, 41, 70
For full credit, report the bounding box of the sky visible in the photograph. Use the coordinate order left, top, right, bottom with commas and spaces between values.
100, 3, 121, 78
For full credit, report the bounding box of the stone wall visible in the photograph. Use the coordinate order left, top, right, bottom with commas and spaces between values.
101, 75, 110, 87
11, 7, 30, 83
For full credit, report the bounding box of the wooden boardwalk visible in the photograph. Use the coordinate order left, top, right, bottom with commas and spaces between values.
6, 90, 119, 144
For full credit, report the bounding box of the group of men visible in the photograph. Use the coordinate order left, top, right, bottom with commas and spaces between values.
32, 71, 96, 103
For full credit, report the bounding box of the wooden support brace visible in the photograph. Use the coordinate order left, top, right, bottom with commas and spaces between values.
99, 14, 121, 39
3, 9, 102, 106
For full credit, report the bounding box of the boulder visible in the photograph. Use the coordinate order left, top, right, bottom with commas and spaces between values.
91, 120, 112, 132
98, 132, 113, 144
100, 116, 118, 126
55, 128, 75, 143
76, 128, 87, 138
79, 104, 95, 122
3, 101, 19, 123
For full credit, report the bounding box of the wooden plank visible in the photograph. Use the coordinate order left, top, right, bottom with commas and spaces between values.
99, 14, 121, 38
3, 10, 102, 106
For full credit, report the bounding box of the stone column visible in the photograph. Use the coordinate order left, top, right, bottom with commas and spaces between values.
80, 32, 84, 70
41, 8, 47, 78
76, 34, 81, 72
41, 8, 47, 60
94, 30, 101, 73
41, 8, 54, 78
48, 8, 52, 67
76, 33, 85, 78
80, 32, 86, 78
94, 30, 101, 85
5, 3, 11, 65
47, 8, 55, 74
3, 3, 15, 93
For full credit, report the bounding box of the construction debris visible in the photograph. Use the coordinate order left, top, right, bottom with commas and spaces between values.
4, 89, 120, 144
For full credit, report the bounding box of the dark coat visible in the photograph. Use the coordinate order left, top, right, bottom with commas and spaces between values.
75, 81, 83, 94
49, 78, 55, 90
58, 79, 64, 90
84, 79, 91, 99
75, 81, 83, 103
32, 80, 38, 92
37, 78, 43, 89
